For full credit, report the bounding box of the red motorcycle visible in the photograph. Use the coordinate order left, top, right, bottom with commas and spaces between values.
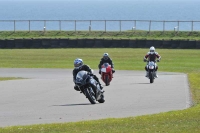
100, 63, 113, 86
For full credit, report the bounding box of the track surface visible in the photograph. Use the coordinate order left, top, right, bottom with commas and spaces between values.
0, 68, 192, 127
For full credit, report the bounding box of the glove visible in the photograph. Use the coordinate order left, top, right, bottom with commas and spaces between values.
99, 70, 101, 74
112, 69, 115, 73
88, 71, 93, 75
88, 73, 93, 76
143, 59, 147, 62
157, 60, 160, 62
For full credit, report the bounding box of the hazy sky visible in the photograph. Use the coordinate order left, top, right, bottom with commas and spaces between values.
0, 0, 199, 1
1, 0, 199, 21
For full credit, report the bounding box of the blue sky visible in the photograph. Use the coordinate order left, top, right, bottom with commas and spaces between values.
0, 0, 199, 1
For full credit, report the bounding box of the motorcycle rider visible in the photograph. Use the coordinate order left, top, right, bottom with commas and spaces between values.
73, 58, 104, 92
143, 46, 161, 78
98, 53, 115, 75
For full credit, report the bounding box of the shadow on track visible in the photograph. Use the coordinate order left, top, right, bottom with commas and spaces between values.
52, 103, 98, 106
130, 83, 150, 84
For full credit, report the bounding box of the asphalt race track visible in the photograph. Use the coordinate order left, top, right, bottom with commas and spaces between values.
0, 68, 192, 127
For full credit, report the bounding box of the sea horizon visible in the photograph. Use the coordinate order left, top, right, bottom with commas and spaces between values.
1, 0, 200, 31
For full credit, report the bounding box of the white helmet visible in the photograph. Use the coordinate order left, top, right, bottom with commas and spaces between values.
149, 46, 155, 54
74, 58, 83, 69
103, 53, 109, 60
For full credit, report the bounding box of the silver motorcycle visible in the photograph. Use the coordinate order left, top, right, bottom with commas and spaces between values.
75, 70, 105, 104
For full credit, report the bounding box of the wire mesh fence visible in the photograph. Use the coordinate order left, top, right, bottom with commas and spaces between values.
0, 20, 200, 32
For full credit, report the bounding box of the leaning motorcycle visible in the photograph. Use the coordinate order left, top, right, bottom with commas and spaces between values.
100, 63, 113, 86
146, 61, 158, 83
75, 70, 105, 104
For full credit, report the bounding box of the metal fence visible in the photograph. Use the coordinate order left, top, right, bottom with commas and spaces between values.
1, 20, 200, 32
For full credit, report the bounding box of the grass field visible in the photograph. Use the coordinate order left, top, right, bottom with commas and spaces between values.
0, 48, 199, 133
1, 30, 200, 40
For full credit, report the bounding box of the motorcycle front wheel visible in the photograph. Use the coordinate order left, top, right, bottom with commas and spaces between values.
85, 88, 96, 104
105, 75, 110, 86
149, 71, 154, 83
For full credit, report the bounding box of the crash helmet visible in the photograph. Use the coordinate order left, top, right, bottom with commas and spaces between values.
149, 46, 155, 54
103, 53, 109, 60
74, 58, 83, 69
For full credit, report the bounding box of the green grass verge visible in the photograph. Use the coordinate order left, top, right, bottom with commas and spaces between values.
1, 105, 200, 133
0, 48, 199, 133
0, 30, 200, 40
0, 49, 199, 73
0, 77, 24, 81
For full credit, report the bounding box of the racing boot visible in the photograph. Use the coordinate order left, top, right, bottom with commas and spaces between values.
155, 71, 158, 78
145, 71, 149, 77
74, 85, 80, 91
99, 83, 104, 93
112, 69, 115, 78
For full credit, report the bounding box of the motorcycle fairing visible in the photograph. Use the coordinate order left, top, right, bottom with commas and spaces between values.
89, 78, 102, 100
101, 68, 107, 72
76, 71, 90, 86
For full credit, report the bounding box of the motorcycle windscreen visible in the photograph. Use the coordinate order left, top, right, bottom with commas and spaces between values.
103, 63, 109, 67
148, 61, 155, 69
76, 71, 88, 85
101, 63, 111, 72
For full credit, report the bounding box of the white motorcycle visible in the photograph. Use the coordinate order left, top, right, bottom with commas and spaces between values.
145, 60, 159, 83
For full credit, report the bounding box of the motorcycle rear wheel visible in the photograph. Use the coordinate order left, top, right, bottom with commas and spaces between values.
98, 94, 105, 103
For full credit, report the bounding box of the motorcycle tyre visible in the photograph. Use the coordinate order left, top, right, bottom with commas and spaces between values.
85, 88, 96, 104
149, 71, 154, 83
105, 75, 110, 86
98, 94, 105, 103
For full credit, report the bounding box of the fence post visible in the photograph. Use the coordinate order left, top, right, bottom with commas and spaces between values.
177, 21, 179, 32
120, 20, 121, 32
132, 20, 136, 32
191, 21, 193, 32
75, 20, 76, 32
135, 20, 136, 30
89, 20, 91, 32
44, 20, 46, 32
29, 20, 31, 32
89, 25, 91, 32
149, 20, 151, 32
105, 20, 106, 32
59, 20, 61, 31
163, 21, 165, 33
14, 20, 16, 32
